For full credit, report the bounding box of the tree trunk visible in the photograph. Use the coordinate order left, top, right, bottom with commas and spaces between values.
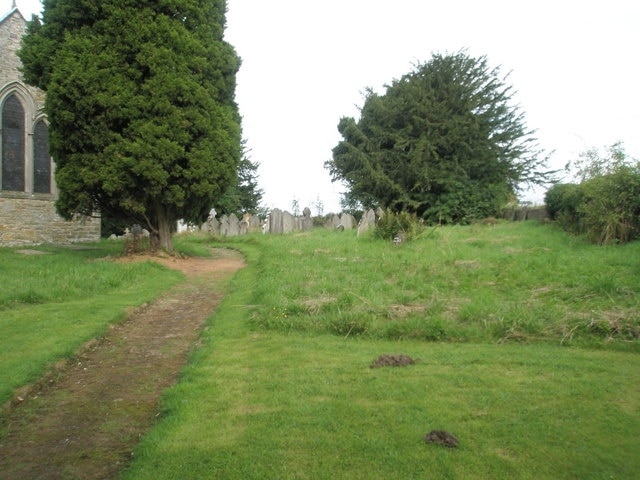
157, 216, 173, 251
150, 204, 174, 252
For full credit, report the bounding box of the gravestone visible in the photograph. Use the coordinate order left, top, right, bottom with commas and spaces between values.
239, 213, 250, 235
269, 208, 283, 234
357, 208, 377, 236
339, 213, 356, 230
249, 215, 262, 231
218, 215, 229, 236
227, 213, 240, 236
301, 207, 313, 231
282, 210, 296, 233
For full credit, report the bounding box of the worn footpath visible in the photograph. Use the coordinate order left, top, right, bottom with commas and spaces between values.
0, 249, 245, 480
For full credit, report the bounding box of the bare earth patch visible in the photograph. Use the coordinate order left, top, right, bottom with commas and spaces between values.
0, 249, 245, 480
370, 354, 416, 368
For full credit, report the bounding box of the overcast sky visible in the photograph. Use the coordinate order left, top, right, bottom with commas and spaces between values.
12, 0, 640, 213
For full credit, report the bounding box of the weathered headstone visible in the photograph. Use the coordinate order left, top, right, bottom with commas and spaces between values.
301, 206, 313, 231
249, 215, 262, 231
339, 213, 356, 230
269, 209, 283, 234
219, 214, 230, 236
227, 213, 240, 236
282, 210, 296, 233
357, 208, 377, 236
239, 213, 250, 235
207, 216, 220, 234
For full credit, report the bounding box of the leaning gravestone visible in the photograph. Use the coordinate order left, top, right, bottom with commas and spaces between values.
357, 208, 377, 236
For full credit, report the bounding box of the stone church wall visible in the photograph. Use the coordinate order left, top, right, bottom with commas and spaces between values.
0, 6, 100, 246
0, 195, 100, 246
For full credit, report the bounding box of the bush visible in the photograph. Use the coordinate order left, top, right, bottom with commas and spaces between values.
546, 143, 640, 244
422, 181, 511, 225
374, 210, 424, 242
544, 183, 584, 234
579, 165, 640, 244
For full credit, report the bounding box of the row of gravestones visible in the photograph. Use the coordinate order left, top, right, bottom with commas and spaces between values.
200, 207, 384, 237
202, 212, 261, 236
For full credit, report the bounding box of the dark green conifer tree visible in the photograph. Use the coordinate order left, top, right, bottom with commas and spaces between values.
326, 51, 554, 223
20, 0, 241, 250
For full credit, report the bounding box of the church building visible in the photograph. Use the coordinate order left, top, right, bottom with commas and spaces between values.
0, 2, 100, 246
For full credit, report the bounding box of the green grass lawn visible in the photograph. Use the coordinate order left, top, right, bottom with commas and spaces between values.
238, 221, 640, 348
123, 334, 640, 479
123, 223, 640, 479
0, 242, 183, 406
1, 223, 638, 479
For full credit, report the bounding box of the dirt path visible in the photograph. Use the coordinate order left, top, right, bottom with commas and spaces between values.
0, 249, 245, 480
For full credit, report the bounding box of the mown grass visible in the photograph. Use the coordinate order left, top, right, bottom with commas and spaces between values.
122, 224, 640, 479
0, 242, 183, 406
124, 336, 639, 479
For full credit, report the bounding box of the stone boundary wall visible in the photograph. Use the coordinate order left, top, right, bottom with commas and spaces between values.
502, 206, 549, 222
0, 196, 100, 246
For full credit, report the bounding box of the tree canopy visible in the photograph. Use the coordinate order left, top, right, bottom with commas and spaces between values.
19, 0, 241, 250
326, 51, 553, 223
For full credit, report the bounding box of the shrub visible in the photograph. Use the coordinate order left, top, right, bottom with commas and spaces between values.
374, 210, 424, 242
544, 183, 584, 234
422, 181, 511, 225
579, 165, 640, 244
546, 143, 640, 244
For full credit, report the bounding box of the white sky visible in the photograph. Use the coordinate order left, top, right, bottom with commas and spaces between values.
12, 0, 640, 213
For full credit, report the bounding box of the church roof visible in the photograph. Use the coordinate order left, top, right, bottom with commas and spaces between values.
0, 2, 24, 26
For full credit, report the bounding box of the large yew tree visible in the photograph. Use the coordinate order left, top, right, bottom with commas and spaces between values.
326, 51, 553, 223
19, 0, 241, 250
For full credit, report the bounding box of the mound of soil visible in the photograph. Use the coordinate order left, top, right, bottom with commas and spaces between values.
370, 354, 416, 368
424, 429, 459, 448
0, 249, 245, 480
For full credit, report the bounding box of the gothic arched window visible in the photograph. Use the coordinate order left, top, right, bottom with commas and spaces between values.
1, 94, 26, 192
33, 119, 51, 194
